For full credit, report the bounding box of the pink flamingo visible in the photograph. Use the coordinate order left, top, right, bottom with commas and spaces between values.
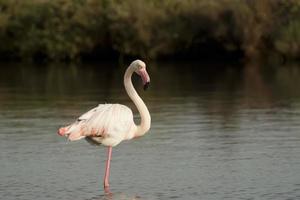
57, 60, 151, 192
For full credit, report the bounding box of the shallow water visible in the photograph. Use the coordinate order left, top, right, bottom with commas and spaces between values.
1, 62, 300, 200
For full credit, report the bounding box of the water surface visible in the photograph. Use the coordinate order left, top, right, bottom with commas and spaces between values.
1, 62, 300, 200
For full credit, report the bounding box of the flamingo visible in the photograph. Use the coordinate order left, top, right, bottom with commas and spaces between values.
57, 60, 151, 192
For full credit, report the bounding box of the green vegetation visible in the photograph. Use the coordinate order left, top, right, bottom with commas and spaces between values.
0, 0, 299, 62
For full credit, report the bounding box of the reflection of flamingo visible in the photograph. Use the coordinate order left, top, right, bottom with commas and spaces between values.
57, 60, 151, 191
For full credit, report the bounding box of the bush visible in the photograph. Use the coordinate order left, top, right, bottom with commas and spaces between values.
0, 0, 299, 62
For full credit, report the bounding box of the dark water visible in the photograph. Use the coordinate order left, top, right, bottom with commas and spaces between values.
1, 62, 300, 200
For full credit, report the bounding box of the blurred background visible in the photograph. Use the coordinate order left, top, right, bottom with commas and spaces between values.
1, 1, 300, 200
0, 0, 299, 62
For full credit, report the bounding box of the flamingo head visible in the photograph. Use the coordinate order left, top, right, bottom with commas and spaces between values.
131, 60, 150, 91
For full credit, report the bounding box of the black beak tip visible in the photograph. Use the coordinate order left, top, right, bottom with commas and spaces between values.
143, 82, 150, 91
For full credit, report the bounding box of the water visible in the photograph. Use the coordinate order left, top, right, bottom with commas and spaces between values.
1, 62, 300, 200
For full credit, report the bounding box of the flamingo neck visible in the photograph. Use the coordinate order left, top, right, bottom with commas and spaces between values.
124, 66, 151, 137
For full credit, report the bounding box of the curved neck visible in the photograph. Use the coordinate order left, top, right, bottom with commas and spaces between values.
124, 66, 151, 137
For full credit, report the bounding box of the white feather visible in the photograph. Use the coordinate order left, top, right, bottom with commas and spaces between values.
66, 104, 135, 146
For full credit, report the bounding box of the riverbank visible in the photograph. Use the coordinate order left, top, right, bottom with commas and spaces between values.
0, 0, 299, 63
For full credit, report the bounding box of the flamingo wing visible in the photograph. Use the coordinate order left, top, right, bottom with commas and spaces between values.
67, 104, 135, 146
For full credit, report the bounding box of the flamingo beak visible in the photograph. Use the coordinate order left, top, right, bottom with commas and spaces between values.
137, 68, 150, 91
144, 82, 150, 90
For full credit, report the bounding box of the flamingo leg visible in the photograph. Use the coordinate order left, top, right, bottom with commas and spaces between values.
104, 146, 112, 192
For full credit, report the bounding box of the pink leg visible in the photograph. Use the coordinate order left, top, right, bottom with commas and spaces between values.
104, 146, 112, 192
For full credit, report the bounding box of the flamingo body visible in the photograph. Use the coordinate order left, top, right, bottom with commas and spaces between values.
59, 104, 136, 146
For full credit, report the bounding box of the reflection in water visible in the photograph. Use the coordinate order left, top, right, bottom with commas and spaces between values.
0, 62, 300, 200
87, 192, 143, 200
